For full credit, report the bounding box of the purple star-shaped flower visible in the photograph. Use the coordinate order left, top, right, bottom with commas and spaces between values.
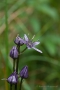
24, 34, 42, 53
20, 66, 28, 79
14, 35, 25, 46
10, 46, 19, 59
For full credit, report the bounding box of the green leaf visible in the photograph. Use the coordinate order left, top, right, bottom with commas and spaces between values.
36, 4, 59, 21
21, 56, 60, 66
30, 17, 41, 33
44, 40, 56, 55
45, 72, 58, 81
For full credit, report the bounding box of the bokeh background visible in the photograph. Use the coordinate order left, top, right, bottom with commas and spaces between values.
0, 0, 60, 90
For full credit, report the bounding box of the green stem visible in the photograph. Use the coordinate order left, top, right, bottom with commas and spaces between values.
5, 0, 9, 90
20, 47, 27, 54
15, 84, 17, 90
5, 0, 9, 56
16, 46, 20, 73
20, 78, 23, 90
15, 46, 20, 90
13, 60, 15, 72
10, 84, 12, 90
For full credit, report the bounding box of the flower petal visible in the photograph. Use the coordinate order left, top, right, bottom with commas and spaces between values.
7, 71, 18, 84
32, 47, 42, 53
33, 42, 40, 46
24, 34, 29, 41
10, 46, 18, 59
20, 65, 28, 78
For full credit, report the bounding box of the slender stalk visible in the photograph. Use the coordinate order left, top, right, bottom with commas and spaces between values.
5, 0, 9, 59
19, 78, 23, 90
5, 0, 9, 89
10, 84, 12, 90
15, 46, 20, 90
16, 46, 20, 73
13, 60, 15, 72
15, 84, 17, 90
21, 47, 27, 54
5, 0, 8, 72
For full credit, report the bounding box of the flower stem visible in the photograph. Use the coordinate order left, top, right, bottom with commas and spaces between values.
13, 60, 15, 72
20, 78, 23, 90
16, 46, 20, 73
21, 47, 27, 54
15, 46, 20, 90
15, 84, 17, 90
10, 84, 12, 90
5, 0, 9, 89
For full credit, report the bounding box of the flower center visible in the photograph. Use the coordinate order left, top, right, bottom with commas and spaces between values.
27, 41, 33, 48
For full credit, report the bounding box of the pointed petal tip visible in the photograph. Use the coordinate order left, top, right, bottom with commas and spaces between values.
39, 50, 43, 53
33, 42, 40, 46
40, 51, 43, 53
24, 34, 29, 41
1, 78, 7, 80
32, 47, 43, 53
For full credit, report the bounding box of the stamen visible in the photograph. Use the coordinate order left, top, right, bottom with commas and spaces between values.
16, 34, 19, 38
32, 35, 35, 40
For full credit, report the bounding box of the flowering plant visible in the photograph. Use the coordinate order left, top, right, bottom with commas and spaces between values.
2, 34, 42, 90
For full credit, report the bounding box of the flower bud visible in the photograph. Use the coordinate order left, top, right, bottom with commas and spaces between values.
14, 36, 25, 46
10, 46, 18, 59
7, 71, 18, 84
20, 66, 28, 79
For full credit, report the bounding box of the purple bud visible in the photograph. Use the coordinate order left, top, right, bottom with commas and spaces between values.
14, 36, 25, 46
7, 71, 18, 84
20, 66, 28, 79
10, 46, 18, 59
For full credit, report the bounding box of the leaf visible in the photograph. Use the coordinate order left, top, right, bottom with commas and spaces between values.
36, 4, 59, 21
21, 56, 60, 66
30, 17, 41, 33
44, 40, 56, 55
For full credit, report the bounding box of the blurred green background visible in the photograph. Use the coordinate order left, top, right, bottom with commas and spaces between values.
0, 0, 60, 90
